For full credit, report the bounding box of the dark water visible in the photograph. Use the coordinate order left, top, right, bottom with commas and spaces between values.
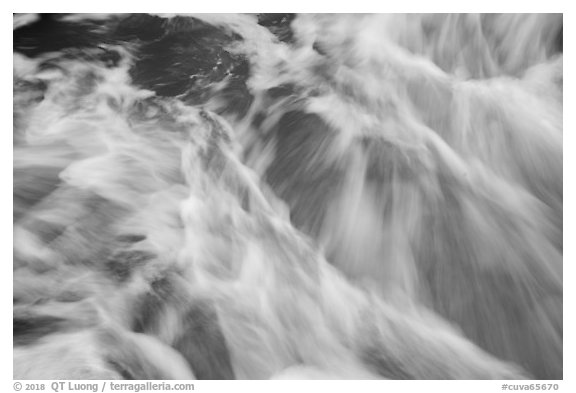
13, 13, 563, 380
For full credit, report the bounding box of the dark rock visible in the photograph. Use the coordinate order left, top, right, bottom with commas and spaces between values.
265, 111, 344, 238
14, 314, 66, 346
173, 301, 236, 380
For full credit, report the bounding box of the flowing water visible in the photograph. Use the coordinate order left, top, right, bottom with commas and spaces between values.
13, 13, 563, 380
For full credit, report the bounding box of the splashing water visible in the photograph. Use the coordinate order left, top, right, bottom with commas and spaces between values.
13, 13, 562, 380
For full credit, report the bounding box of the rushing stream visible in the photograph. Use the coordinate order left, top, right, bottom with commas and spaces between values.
13, 13, 563, 380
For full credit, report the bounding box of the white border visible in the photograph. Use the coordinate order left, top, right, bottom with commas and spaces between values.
4, 5, 573, 392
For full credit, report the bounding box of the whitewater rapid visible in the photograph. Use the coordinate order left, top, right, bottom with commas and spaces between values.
13, 13, 562, 380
